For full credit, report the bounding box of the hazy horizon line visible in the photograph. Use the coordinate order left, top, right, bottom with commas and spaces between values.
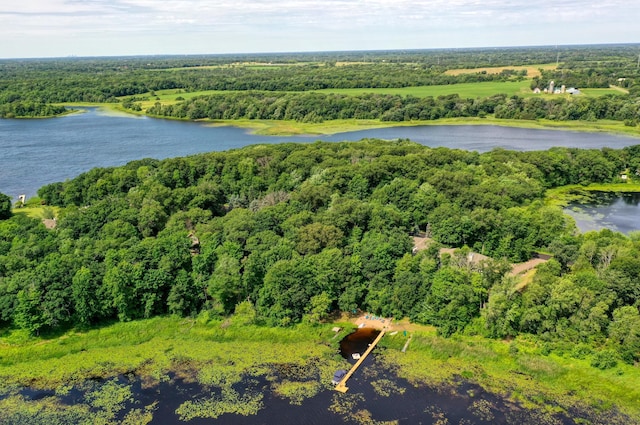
2, 42, 639, 61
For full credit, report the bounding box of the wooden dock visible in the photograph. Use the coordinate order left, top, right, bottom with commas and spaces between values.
334, 329, 386, 393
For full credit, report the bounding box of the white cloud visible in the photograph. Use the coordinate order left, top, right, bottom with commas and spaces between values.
1, 0, 639, 57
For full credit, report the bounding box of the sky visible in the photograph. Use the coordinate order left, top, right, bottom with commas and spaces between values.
1, 0, 639, 58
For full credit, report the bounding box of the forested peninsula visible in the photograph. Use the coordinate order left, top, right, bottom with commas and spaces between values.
2, 45, 640, 135
2, 140, 640, 422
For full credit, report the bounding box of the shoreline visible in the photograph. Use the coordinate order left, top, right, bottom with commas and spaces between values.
182, 116, 640, 138
44, 102, 640, 138
1, 316, 638, 422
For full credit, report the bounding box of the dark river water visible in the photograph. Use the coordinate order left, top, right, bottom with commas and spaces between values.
1, 108, 639, 198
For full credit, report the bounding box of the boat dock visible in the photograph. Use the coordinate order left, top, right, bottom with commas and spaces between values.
334, 329, 386, 393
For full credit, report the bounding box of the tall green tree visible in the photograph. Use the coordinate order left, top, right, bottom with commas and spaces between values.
0, 192, 11, 220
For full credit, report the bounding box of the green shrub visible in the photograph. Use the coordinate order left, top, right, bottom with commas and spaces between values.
590, 350, 618, 370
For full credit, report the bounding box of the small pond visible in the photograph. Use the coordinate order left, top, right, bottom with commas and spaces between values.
564, 192, 640, 234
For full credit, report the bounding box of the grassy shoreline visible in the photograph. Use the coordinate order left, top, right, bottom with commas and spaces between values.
1, 316, 638, 421
33, 101, 640, 138
208, 116, 640, 137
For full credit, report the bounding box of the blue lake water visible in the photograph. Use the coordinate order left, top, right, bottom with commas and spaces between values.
564, 192, 640, 234
1, 108, 639, 198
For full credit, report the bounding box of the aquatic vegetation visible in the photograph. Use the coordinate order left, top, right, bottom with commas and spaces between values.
369, 379, 406, 397
0, 395, 94, 425
273, 380, 321, 405
85, 379, 133, 422
0, 380, 156, 425
175, 387, 264, 421
469, 399, 495, 422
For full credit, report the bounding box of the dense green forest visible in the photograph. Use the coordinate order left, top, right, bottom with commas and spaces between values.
2, 44, 640, 120
139, 90, 640, 124
2, 140, 640, 367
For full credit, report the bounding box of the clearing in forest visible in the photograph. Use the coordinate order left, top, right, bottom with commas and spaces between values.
444, 63, 557, 78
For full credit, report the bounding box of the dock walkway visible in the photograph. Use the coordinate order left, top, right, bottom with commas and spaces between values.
334, 329, 386, 393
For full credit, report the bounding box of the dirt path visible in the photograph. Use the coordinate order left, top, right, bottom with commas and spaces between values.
412, 235, 549, 278
509, 258, 547, 276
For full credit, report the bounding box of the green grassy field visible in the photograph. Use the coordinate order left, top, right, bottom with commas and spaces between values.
315, 82, 623, 99
314, 80, 534, 98
136, 80, 624, 110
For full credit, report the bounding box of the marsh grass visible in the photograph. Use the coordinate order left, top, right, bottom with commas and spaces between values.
545, 183, 640, 208
329, 392, 398, 425
380, 331, 640, 420
2, 318, 639, 422
0, 379, 156, 425
0, 316, 350, 423
207, 116, 640, 138
0, 317, 343, 388
369, 379, 406, 397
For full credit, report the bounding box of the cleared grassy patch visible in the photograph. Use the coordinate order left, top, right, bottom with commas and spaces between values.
580, 88, 627, 97
313, 80, 533, 98
11, 205, 59, 220
444, 63, 557, 78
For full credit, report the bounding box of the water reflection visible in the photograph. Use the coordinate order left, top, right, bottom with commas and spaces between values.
339, 328, 380, 360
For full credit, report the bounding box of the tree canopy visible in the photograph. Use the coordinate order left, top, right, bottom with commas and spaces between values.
0, 140, 639, 365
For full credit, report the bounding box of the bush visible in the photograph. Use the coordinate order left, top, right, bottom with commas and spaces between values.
570, 344, 593, 360
590, 349, 618, 370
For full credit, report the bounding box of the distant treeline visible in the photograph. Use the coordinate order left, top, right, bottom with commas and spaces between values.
141, 91, 640, 124
1, 141, 640, 368
2, 44, 640, 117
0, 63, 514, 107
0, 101, 66, 118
